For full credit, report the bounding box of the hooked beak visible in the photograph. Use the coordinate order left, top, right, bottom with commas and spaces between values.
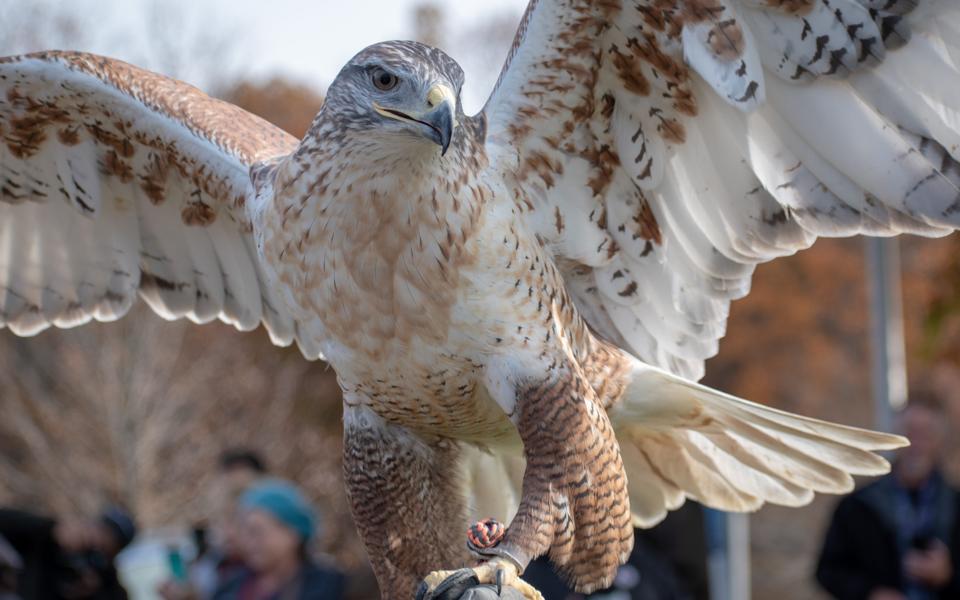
374, 84, 456, 156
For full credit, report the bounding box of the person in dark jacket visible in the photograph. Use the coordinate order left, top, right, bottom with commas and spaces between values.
212, 479, 344, 600
816, 385, 960, 600
0, 506, 136, 600
0, 534, 23, 600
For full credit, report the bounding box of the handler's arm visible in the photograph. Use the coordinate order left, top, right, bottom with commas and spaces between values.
816, 498, 882, 599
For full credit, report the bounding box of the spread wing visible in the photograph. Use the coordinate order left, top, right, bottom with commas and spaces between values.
482, 0, 960, 380
0, 52, 313, 353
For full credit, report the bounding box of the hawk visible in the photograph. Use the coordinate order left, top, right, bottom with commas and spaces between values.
1, 0, 958, 598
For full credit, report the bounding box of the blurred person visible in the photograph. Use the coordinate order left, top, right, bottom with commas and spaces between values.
203, 449, 270, 588
214, 479, 344, 599
0, 535, 22, 600
218, 449, 269, 500
0, 506, 136, 599
816, 384, 960, 600
159, 449, 269, 600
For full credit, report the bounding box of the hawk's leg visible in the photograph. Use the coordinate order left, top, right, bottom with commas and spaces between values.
343, 405, 470, 600
420, 367, 634, 597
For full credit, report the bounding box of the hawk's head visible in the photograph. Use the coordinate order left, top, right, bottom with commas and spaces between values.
324, 41, 464, 156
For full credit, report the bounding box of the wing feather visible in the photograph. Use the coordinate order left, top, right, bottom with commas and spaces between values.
481, 0, 953, 523
0, 52, 315, 355
482, 0, 960, 378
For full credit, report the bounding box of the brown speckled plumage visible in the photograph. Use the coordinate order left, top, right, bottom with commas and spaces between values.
0, 50, 301, 343
343, 407, 472, 595
3, 2, 956, 598
0, 52, 295, 218
501, 367, 633, 591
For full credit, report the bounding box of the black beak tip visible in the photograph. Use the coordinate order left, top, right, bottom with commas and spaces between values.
424, 105, 454, 157
435, 120, 452, 157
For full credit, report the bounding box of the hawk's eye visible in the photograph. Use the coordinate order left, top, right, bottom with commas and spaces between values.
371, 68, 399, 91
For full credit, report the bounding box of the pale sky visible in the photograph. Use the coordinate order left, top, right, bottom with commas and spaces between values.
0, 0, 528, 112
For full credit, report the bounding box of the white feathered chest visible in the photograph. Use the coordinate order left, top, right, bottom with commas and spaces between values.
254, 136, 550, 439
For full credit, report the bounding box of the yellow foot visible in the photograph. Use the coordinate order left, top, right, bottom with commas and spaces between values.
417, 559, 544, 600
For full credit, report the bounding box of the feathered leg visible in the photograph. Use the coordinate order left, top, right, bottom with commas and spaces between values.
419, 364, 634, 598
501, 370, 634, 590
343, 405, 471, 600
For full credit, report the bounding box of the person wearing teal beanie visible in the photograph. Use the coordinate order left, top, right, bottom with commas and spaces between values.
240, 480, 317, 544
206, 479, 344, 599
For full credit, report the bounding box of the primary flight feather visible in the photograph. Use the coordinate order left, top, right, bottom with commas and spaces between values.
2, 0, 958, 598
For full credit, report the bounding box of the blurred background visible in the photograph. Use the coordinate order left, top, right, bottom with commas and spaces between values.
2, 1, 960, 599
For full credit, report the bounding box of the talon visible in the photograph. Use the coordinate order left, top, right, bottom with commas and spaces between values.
419, 568, 480, 600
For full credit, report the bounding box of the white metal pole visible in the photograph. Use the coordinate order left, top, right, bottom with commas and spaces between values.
727, 513, 751, 600
706, 509, 751, 600
866, 237, 908, 432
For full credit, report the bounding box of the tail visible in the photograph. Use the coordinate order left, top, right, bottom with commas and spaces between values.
609, 361, 907, 528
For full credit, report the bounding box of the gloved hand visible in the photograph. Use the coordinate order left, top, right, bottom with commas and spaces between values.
457, 584, 527, 600
415, 569, 529, 600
